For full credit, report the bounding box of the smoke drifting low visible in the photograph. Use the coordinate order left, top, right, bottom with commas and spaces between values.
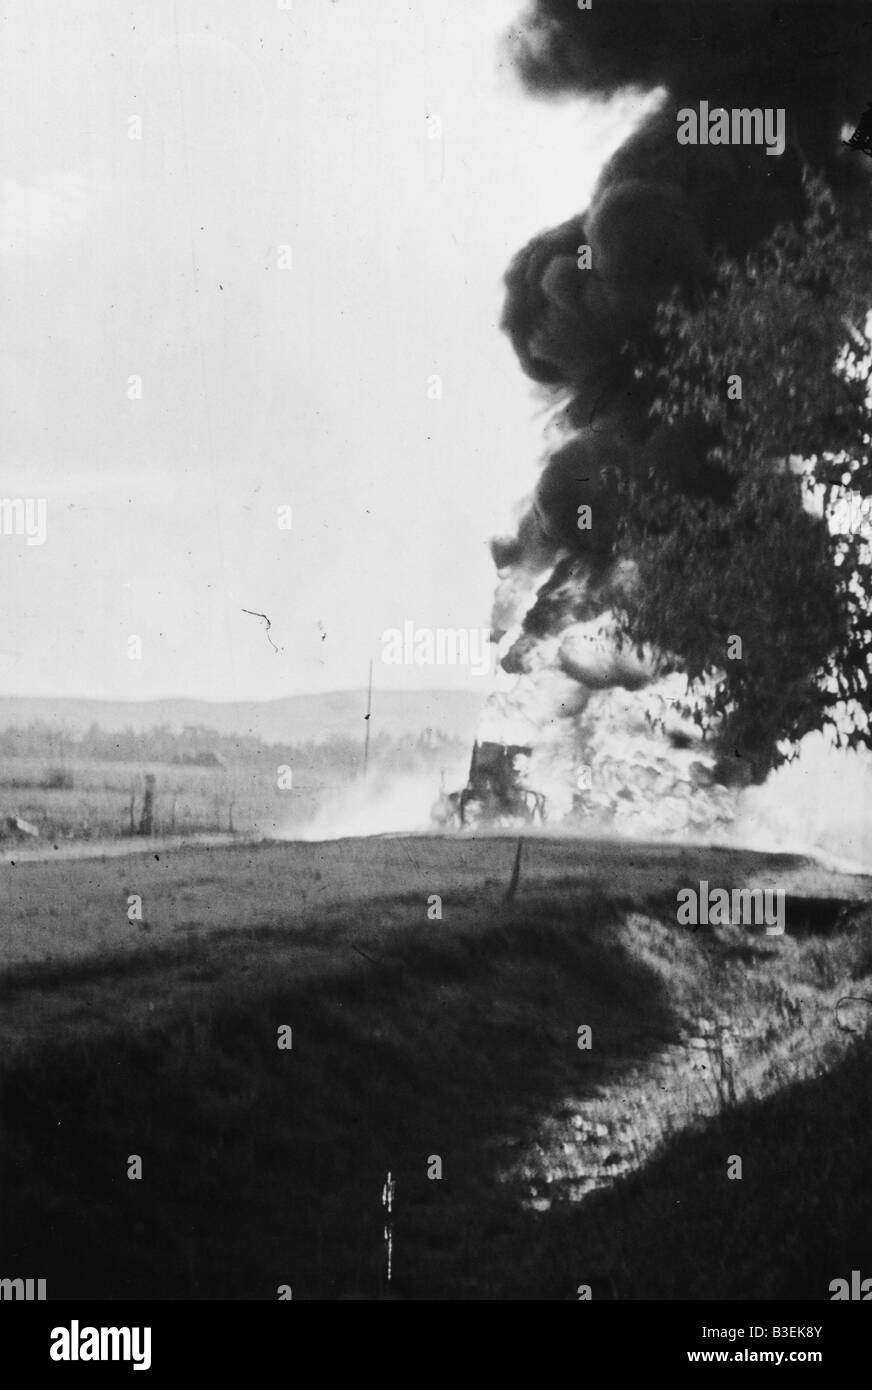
488, 0, 872, 813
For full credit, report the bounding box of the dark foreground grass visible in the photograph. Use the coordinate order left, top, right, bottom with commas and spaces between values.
2, 889, 672, 1299
1, 880, 870, 1299
538, 1031, 872, 1301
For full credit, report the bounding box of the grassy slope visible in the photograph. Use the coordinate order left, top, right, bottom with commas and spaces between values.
1, 838, 871, 1299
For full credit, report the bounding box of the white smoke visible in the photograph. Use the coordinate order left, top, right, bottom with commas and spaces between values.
729, 730, 872, 873
286, 770, 450, 842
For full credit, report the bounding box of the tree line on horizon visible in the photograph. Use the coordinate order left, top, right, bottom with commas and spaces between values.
0, 720, 466, 772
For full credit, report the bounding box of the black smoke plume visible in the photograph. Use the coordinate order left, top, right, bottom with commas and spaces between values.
495, 0, 872, 764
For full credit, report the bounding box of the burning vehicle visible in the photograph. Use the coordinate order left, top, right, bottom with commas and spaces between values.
432, 740, 546, 830
458, 0, 872, 842
437, 2, 869, 848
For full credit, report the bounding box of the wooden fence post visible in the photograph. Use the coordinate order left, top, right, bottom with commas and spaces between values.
138, 774, 156, 836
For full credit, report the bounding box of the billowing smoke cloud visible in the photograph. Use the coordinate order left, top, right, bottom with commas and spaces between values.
488, 0, 872, 815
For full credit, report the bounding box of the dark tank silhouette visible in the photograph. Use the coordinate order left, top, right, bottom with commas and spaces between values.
432, 740, 546, 829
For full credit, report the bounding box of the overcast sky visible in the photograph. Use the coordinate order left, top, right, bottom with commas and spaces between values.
0, 0, 646, 702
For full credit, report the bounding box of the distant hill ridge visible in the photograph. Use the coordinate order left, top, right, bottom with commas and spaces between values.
0, 690, 484, 746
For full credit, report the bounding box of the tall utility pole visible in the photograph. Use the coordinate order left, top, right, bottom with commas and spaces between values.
363, 659, 373, 777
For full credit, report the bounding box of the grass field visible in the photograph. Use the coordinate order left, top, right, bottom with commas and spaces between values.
0, 755, 323, 840
1, 835, 870, 1299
